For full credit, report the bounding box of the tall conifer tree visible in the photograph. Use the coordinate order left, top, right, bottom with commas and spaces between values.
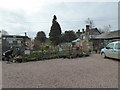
49, 15, 62, 45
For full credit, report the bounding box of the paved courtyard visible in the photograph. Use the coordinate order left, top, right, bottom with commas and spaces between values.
2, 54, 119, 88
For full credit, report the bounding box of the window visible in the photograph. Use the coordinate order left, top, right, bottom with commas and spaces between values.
13, 41, 17, 45
8, 40, 13, 44
17, 40, 21, 44
115, 43, 120, 49
107, 43, 114, 49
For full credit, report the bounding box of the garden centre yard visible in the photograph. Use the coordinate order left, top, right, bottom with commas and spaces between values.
2, 54, 118, 88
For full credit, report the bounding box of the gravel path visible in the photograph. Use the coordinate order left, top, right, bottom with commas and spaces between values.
2, 54, 118, 88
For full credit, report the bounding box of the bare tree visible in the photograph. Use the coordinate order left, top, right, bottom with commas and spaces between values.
1, 29, 8, 35
85, 18, 94, 29
100, 25, 111, 33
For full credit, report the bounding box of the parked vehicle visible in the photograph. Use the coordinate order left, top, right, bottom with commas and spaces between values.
100, 41, 120, 60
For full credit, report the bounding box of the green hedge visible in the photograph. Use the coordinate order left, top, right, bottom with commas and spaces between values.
14, 49, 59, 62
14, 48, 89, 62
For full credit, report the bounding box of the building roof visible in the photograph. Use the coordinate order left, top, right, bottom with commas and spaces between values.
2, 35, 30, 39
95, 30, 120, 40
72, 38, 81, 43
90, 28, 102, 35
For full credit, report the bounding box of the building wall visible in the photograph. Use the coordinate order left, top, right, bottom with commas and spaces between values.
75, 40, 93, 52
2, 36, 31, 52
2, 37, 24, 52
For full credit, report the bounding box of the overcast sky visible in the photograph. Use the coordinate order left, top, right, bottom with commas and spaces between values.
0, 0, 118, 38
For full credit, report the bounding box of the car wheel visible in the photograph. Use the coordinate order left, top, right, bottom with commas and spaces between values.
101, 52, 106, 58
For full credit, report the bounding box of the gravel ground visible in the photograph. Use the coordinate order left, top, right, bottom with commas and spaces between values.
2, 54, 118, 88
0, 61, 2, 89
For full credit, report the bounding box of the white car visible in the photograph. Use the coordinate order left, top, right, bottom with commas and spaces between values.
100, 41, 120, 60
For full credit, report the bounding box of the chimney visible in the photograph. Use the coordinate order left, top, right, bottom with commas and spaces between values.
25, 32, 27, 36
82, 29, 85, 33
86, 25, 90, 35
78, 29, 80, 32
86, 25, 90, 30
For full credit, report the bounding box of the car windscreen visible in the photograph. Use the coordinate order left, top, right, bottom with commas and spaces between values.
107, 43, 114, 49
115, 43, 120, 49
